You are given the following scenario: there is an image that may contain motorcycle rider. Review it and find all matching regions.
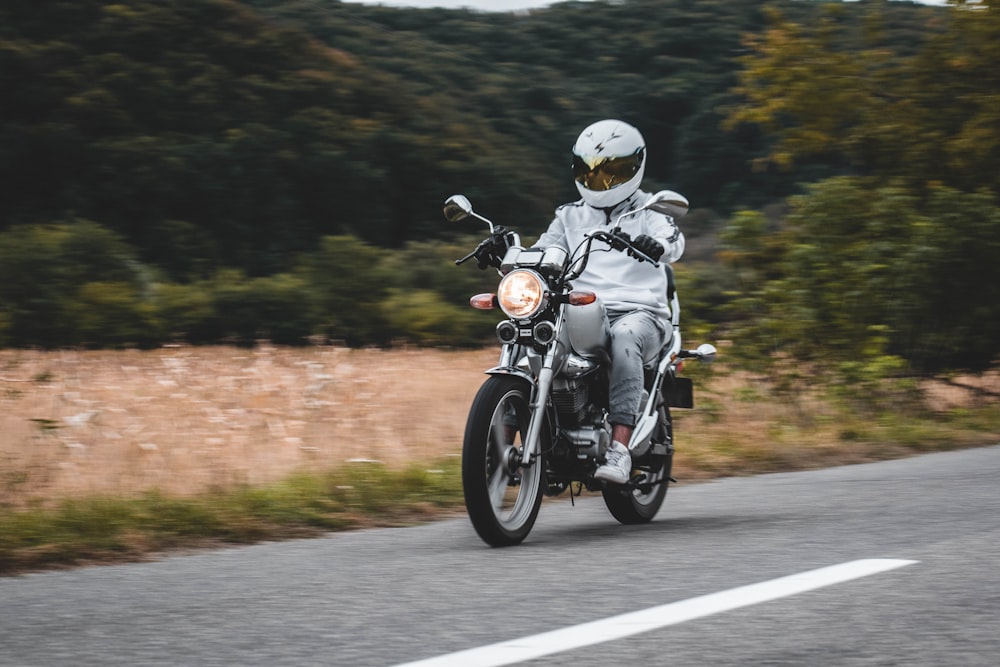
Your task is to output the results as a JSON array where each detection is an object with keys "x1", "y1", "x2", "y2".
[{"x1": 532, "y1": 119, "x2": 685, "y2": 484}]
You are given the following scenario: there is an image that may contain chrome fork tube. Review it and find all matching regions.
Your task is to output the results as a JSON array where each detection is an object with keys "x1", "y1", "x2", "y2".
[{"x1": 520, "y1": 309, "x2": 565, "y2": 466}]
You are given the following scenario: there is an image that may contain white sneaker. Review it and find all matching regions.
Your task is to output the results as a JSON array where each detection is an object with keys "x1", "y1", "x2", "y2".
[{"x1": 594, "y1": 441, "x2": 631, "y2": 484}]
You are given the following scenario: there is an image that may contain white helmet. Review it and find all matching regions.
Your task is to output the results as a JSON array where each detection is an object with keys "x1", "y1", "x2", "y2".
[{"x1": 571, "y1": 119, "x2": 646, "y2": 209}]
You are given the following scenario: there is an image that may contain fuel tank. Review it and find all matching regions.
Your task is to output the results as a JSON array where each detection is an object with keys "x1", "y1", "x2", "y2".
[{"x1": 563, "y1": 297, "x2": 610, "y2": 360}]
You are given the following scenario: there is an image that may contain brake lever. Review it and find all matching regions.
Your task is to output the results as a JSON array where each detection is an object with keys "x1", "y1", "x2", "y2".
[
  {"x1": 599, "y1": 229, "x2": 629, "y2": 252},
  {"x1": 457, "y1": 233, "x2": 500, "y2": 266},
  {"x1": 629, "y1": 247, "x2": 660, "y2": 268},
  {"x1": 455, "y1": 249, "x2": 477, "y2": 266},
  {"x1": 604, "y1": 230, "x2": 660, "y2": 267}
]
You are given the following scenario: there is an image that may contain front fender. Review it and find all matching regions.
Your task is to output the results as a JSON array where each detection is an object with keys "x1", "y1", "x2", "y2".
[{"x1": 484, "y1": 366, "x2": 536, "y2": 387}]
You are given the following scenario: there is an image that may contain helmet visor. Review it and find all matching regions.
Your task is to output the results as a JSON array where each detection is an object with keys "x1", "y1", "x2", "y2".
[{"x1": 572, "y1": 148, "x2": 644, "y2": 192}]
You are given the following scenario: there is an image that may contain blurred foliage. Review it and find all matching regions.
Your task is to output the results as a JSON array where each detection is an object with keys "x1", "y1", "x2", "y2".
[
  {"x1": 0, "y1": 221, "x2": 150, "y2": 346},
  {"x1": 1, "y1": 0, "x2": 943, "y2": 259},
  {"x1": 721, "y1": 0, "x2": 1000, "y2": 377},
  {"x1": 728, "y1": 0, "x2": 1000, "y2": 195},
  {"x1": 294, "y1": 235, "x2": 395, "y2": 346},
  {"x1": 0, "y1": 0, "x2": 998, "y2": 379},
  {"x1": 719, "y1": 178, "x2": 1000, "y2": 376}
]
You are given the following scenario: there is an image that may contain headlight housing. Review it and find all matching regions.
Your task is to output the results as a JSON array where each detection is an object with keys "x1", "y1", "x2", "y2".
[{"x1": 497, "y1": 269, "x2": 547, "y2": 319}]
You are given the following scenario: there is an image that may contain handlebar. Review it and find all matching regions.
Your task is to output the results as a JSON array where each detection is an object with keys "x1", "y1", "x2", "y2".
[
  {"x1": 455, "y1": 225, "x2": 517, "y2": 270},
  {"x1": 454, "y1": 239, "x2": 488, "y2": 266},
  {"x1": 456, "y1": 227, "x2": 658, "y2": 281},
  {"x1": 560, "y1": 229, "x2": 659, "y2": 284},
  {"x1": 591, "y1": 230, "x2": 661, "y2": 267}
]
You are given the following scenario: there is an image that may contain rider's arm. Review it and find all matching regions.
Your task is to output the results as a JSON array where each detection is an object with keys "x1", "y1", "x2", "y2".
[
  {"x1": 646, "y1": 213, "x2": 685, "y2": 264},
  {"x1": 531, "y1": 213, "x2": 571, "y2": 252}
]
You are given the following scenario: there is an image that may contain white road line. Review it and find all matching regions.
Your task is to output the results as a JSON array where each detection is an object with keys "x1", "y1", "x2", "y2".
[{"x1": 393, "y1": 558, "x2": 918, "y2": 667}]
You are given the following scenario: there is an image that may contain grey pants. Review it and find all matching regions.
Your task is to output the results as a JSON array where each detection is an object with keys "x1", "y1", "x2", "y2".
[{"x1": 607, "y1": 309, "x2": 667, "y2": 427}]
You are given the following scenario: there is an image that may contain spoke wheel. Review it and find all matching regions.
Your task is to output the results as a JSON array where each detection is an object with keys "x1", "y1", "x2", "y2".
[
  {"x1": 602, "y1": 406, "x2": 671, "y2": 524},
  {"x1": 462, "y1": 376, "x2": 544, "y2": 547}
]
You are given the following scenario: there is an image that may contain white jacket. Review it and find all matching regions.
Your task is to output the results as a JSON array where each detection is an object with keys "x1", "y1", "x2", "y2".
[{"x1": 532, "y1": 190, "x2": 685, "y2": 319}]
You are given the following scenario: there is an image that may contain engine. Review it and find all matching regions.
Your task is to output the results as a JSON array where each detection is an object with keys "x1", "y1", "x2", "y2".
[
  {"x1": 550, "y1": 374, "x2": 610, "y2": 460},
  {"x1": 550, "y1": 377, "x2": 588, "y2": 424}
]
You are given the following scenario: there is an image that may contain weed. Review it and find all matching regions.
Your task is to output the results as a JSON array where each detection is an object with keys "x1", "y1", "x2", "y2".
[
  {"x1": 0, "y1": 457, "x2": 464, "y2": 574},
  {"x1": 0, "y1": 348, "x2": 995, "y2": 574}
]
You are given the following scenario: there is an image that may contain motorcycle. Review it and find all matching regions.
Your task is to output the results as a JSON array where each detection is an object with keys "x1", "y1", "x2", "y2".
[{"x1": 445, "y1": 190, "x2": 716, "y2": 547}]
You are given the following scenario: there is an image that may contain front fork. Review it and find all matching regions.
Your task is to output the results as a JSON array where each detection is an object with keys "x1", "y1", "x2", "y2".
[{"x1": 519, "y1": 311, "x2": 566, "y2": 468}]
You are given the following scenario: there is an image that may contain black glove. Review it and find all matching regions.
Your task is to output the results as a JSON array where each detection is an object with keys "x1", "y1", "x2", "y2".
[
  {"x1": 475, "y1": 244, "x2": 499, "y2": 269},
  {"x1": 608, "y1": 230, "x2": 632, "y2": 251},
  {"x1": 475, "y1": 236, "x2": 506, "y2": 270},
  {"x1": 629, "y1": 234, "x2": 664, "y2": 262}
]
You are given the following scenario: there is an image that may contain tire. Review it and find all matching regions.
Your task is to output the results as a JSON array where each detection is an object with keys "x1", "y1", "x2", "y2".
[
  {"x1": 602, "y1": 406, "x2": 671, "y2": 525},
  {"x1": 462, "y1": 375, "x2": 545, "y2": 547}
]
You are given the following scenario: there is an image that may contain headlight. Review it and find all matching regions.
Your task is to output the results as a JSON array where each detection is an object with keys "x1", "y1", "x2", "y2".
[{"x1": 497, "y1": 269, "x2": 547, "y2": 319}]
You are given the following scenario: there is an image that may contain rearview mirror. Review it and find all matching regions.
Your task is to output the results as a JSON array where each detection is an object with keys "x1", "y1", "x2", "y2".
[
  {"x1": 443, "y1": 194, "x2": 473, "y2": 222},
  {"x1": 695, "y1": 343, "x2": 717, "y2": 362},
  {"x1": 645, "y1": 190, "x2": 689, "y2": 219}
]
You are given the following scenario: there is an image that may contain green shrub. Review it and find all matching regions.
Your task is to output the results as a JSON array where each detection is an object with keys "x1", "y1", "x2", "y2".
[
  {"x1": 0, "y1": 222, "x2": 150, "y2": 347},
  {"x1": 71, "y1": 281, "x2": 160, "y2": 348}
]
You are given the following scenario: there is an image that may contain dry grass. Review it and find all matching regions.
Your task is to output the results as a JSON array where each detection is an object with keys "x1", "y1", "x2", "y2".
[
  {"x1": 1, "y1": 346, "x2": 997, "y2": 508},
  {"x1": 672, "y1": 366, "x2": 1000, "y2": 480},
  {"x1": 2, "y1": 346, "x2": 998, "y2": 574},
  {"x1": 0, "y1": 345, "x2": 495, "y2": 507}
]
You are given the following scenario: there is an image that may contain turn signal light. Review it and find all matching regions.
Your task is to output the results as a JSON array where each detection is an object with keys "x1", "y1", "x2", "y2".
[
  {"x1": 469, "y1": 293, "x2": 497, "y2": 310},
  {"x1": 568, "y1": 291, "x2": 597, "y2": 306}
]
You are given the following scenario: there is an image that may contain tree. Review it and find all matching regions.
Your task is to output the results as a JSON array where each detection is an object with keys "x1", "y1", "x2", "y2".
[
  {"x1": 0, "y1": 221, "x2": 149, "y2": 347},
  {"x1": 726, "y1": 1, "x2": 1000, "y2": 195},
  {"x1": 719, "y1": 178, "x2": 1000, "y2": 375},
  {"x1": 294, "y1": 235, "x2": 393, "y2": 346}
]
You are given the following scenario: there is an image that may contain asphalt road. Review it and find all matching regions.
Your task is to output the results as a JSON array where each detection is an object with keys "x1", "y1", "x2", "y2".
[{"x1": 3, "y1": 444, "x2": 1000, "y2": 666}]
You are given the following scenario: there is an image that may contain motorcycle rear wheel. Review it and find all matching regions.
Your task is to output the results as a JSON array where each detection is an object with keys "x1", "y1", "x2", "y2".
[
  {"x1": 462, "y1": 375, "x2": 544, "y2": 547},
  {"x1": 602, "y1": 406, "x2": 671, "y2": 524}
]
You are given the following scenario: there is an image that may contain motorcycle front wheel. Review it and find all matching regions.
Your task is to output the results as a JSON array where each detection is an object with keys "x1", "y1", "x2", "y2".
[{"x1": 462, "y1": 375, "x2": 544, "y2": 547}]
